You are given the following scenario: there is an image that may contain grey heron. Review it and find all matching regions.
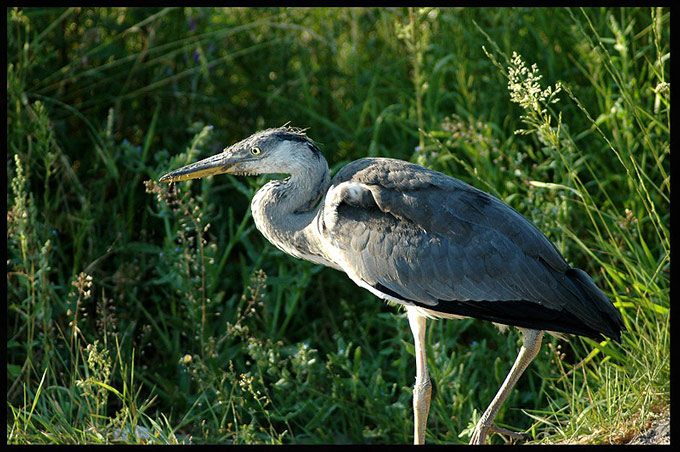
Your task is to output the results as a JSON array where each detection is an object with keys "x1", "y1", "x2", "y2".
[{"x1": 159, "y1": 126, "x2": 624, "y2": 445}]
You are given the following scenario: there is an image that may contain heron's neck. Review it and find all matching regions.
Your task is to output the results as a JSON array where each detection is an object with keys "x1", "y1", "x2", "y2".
[{"x1": 250, "y1": 157, "x2": 330, "y2": 262}]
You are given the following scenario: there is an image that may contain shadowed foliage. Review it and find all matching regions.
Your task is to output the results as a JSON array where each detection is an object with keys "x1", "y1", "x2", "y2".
[{"x1": 7, "y1": 7, "x2": 668, "y2": 444}]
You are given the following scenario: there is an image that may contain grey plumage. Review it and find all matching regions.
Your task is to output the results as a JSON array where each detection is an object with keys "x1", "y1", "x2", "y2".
[
  {"x1": 160, "y1": 126, "x2": 624, "y2": 444},
  {"x1": 326, "y1": 157, "x2": 622, "y2": 340}
]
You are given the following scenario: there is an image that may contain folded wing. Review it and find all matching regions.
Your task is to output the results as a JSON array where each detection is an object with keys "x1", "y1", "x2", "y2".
[{"x1": 321, "y1": 158, "x2": 623, "y2": 341}]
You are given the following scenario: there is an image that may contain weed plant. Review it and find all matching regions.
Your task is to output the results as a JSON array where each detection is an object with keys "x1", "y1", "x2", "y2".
[{"x1": 7, "y1": 7, "x2": 669, "y2": 444}]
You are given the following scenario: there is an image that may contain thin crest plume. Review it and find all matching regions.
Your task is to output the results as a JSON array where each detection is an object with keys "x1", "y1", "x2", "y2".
[
  {"x1": 259, "y1": 124, "x2": 323, "y2": 155},
  {"x1": 279, "y1": 123, "x2": 311, "y2": 136}
]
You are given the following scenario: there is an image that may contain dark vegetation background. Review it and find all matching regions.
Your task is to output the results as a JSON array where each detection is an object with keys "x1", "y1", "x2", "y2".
[{"x1": 7, "y1": 7, "x2": 669, "y2": 444}]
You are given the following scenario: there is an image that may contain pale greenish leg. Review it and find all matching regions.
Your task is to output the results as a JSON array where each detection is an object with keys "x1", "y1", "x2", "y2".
[
  {"x1": 469, "y1": 328, "x2": 543, "y2": 445},
  {"x1": 407, "y1": 307, "x2": 432, "y2": 445}
]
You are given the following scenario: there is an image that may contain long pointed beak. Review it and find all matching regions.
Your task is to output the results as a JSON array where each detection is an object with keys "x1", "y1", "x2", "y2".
[{"x1": 159, "y1": 152, "x2": 237, "y2": 183}]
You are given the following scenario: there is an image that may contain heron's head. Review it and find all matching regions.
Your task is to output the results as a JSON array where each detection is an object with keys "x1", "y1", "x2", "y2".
[{"x1": 159, "y1": 127, "x2": 323, "y2": 183}]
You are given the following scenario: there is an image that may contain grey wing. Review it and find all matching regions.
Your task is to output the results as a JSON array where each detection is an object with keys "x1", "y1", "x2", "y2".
[{"x1": 321, "y1": 158, "x2": 622, "y2": 340}]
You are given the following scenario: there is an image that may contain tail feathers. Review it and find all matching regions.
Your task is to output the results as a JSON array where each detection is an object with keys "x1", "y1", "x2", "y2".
[{"x1": 567, "y1": 268, "x2": 625, "y2": 342}]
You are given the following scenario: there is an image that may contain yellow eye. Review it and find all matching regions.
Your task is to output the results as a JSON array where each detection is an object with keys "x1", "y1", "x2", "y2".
[{"x1": 250, "y1": 147, "x2": 261, "y2": 155}]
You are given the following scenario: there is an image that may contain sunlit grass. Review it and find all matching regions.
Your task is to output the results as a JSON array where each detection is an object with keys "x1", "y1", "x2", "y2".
[{"x1": 7, "y1": 6, "x2": 668, "y2": 444}]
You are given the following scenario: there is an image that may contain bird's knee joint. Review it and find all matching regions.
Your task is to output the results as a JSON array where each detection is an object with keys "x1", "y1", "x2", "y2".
[{"x1": 414, "y1": 377, "x2": 432, "y2": 397}]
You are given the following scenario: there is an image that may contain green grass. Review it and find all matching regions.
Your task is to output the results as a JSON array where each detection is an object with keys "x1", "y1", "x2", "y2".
[{"x1": 7, "y1": 7, "x2": 669, "y2": 444}]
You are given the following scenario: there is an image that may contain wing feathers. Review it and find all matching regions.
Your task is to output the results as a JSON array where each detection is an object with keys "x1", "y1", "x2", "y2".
[{"x1": 323, "y1": 158, "x2": 623, "y2": 340}]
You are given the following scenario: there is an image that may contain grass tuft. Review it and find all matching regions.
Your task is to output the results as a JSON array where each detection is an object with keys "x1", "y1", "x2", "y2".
[{"x1": 7, "y1": 7, "x2": 668, "y2": 444}]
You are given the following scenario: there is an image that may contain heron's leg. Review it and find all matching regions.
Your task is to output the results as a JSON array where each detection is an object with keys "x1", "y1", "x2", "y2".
[
  {"x1": 407, "y1": 307, "x2": 432, "y2": 445},
  {"x1": 469, "y1": 328, "x2": 543, "y2": 445}
]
